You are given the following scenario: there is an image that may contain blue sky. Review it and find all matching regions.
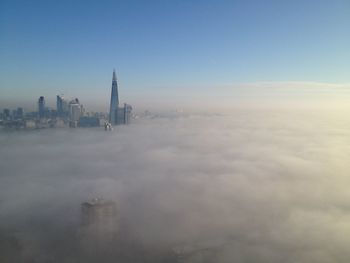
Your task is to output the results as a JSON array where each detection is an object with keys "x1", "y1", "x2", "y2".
[{"x1": 0, "y1": 0, "x2": 349, "y2": 110}]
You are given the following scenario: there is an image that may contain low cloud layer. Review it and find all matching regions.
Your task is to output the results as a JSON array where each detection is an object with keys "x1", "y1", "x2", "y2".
[{"x1": 1, "y1": 108, "x2": 350, "y2": 262}]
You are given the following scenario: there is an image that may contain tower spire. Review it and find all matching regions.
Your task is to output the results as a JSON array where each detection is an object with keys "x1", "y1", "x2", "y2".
[{"x1": 112, "y1": 69, "x2": 117, "y2": 81}]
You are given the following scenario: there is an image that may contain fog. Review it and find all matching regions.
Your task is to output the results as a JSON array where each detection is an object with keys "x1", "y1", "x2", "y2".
[{"x1": 1, "y1": 108, "x2": 350, "y2": 262}]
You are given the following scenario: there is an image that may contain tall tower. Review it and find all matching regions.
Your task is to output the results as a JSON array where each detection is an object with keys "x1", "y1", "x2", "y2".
[
  {"x1": 109, "y1": 69, "x2": 119, "y2": 124},
  {"x1": 57, "y1": 95, "x2": 63, "y2": 116},
  {"x1": 38, "y1": 96, "x2": 45, "y2": 119}
]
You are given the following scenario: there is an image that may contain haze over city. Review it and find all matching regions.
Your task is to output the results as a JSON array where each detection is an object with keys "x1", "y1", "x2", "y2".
[{"x1": 1, "y1": 0, "x2": 350, "y2": 262}]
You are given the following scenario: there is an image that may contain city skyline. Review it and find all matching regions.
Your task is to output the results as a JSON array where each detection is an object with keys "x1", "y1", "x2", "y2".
[
  {"x1": 0, "y1": 69, "x2": 132, "y2": 129},
  {"x1": 1, "y1": 0, "x2": 350, "y2": 109}
]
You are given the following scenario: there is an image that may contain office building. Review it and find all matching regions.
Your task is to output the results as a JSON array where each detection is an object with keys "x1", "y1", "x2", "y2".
[
  {"x1": 3, "y1": 109, "x2": 10, "y2": 120},
  {"x1": 57, "y1": 95, "x2": 68, "y2": 117},
  {"x1": 115, "y1": 103, "x2": 132, "y2": 124},
  {"x1": 68, "y1": 99, "x2": 81, "y2": 121},
  {"x1": 16, "y1": 107, "x2": 24, "y2": 119},
  {"x1": 38, "y1": 96, "x2": 45, "y2": 119}
]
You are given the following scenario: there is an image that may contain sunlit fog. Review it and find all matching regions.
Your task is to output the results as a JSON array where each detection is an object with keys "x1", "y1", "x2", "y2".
[{"x1": 1, "y1": 108, "x2": 350, "y2": 262}]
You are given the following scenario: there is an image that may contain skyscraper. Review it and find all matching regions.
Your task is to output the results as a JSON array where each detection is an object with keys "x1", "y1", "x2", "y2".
[
  {"x1": 108, "y1": 69, "x2": 132, "y2": 126},
  {"x1": 68, "y1": 98, "x2": 82, "y2": 127},
  {"x1": 57, "y1": 95, "x2": 68, "y2": 117},
  {"x1": 69, "y1": 103, "x2": 81, "y2": 121},
  {"x1": 109, "y1": 69, "x2": 119, "y2": 124},
  {"x1": 115, "y1": 103, "x2": 132, "y2": 125},
  {"x1": 3, "y1": 109, "x2": 10, "y2": 120},
  {"x1": 15, "y1": 107, "x2": 23, "y2": 119},
  {"x1": 57, "y1": 95, "x2": 63, "y2": 116},
  {"x1": 38, "y1": 96, "x2": 45, "y2": 119}
]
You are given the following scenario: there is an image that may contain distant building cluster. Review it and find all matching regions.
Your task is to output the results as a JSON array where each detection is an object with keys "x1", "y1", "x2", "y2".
[{"x1": 0, "y1": 70, "x2": 132, "y2": 130}]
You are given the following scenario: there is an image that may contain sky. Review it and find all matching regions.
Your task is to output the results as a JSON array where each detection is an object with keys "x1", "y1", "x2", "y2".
[{"x1": 0, "y1": 0, "x2": 350, "y2": 110}]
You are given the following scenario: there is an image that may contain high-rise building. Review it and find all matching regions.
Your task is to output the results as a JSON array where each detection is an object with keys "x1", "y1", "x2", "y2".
[
  {"x1": 12, "y1": 109, "x2": 17, "y2": 119},
  {"x1": 108, "y1": 69, "x2": 132, "y2": 125},
  {"x1": 109, "y1": 69, "x2": 119, "y2": 124},
  {"x1": 15, "y1": 107, "x2": 23, "y2": 119},
  {"x1": 68, "y1": 98, "x2": 82, "y2": 127},
  {"x1": 57, "y1": 95, "x2": 63, "y2": 116},
  {"x1": 115, "y1": 103, "x2": 132, "y2": 125},
  {"x1": 3, "y1": 109, "x2": 10, "y2": 120},
  {"x1": 57, "y1": 95, "x2": 69, "y2": 117},
  {"x1": 69, "y1": 99, "x2": 81, "y2": 121},
  {"x1": 38, "y1": 96, "x2": 45, "y2": 119}
]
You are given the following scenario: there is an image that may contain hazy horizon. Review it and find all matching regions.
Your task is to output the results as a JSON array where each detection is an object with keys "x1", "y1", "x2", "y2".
[{"x1": 2, "y1": 81, "x2": 350, "y2": 113}]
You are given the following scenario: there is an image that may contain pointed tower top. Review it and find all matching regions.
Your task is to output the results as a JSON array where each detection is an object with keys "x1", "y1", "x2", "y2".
[{"x1": 112, "y1": 69, "x2": 117, "y2": 81}]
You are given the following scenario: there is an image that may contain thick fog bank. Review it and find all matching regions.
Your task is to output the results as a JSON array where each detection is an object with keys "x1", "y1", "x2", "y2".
[{"x1": 1, "y1": 109, "x2": 350, "y2": 262}]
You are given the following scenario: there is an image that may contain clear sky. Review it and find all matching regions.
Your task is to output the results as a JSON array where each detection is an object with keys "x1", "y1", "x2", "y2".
[{"x1": 0, "y1": 0, "x2": 349, "y2": 110}]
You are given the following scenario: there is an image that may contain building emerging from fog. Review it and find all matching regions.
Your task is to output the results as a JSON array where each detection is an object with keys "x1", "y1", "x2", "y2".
[
  {"x1": 67, "y1": 98, "x2": 85, "y2": 127},
  {"x1": 81, "y1": 198, "x2": 118, "y2": 227},
  {"x1": 109, "y1": 69, "x2": 132, "y2": 125},
  {"x1": 68, "y1": 99, "x2": 81, "y2": 121},
  {"x1": 80, "y1": 198, "x2": 119, "y2": 259}
]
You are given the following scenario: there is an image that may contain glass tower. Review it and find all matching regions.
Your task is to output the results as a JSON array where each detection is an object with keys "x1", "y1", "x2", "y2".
[
  {"x1": 109, "y1": 69, "x2": 119, "y2": 124},
  {"x1": 38, "y1": 96, "x2": 45, "y2": 119}
]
